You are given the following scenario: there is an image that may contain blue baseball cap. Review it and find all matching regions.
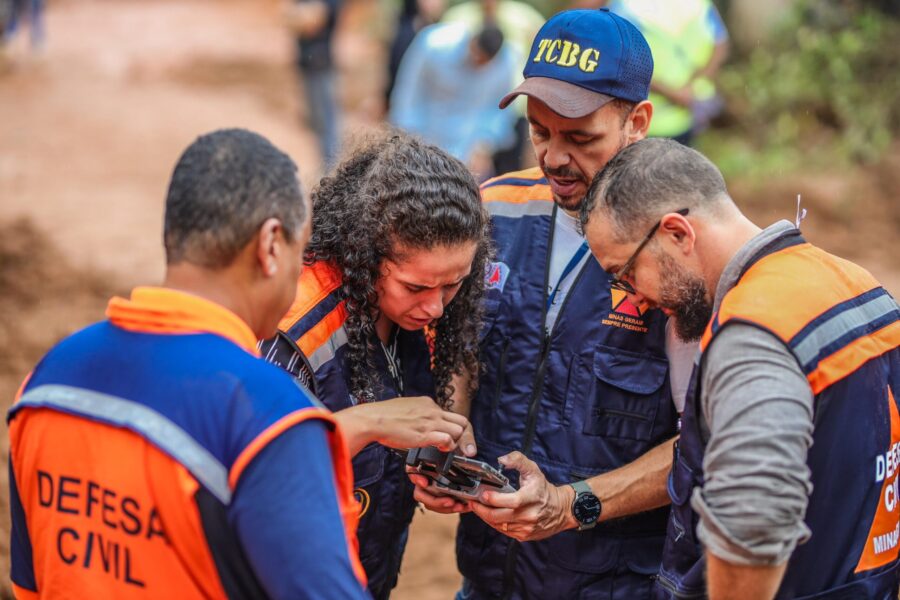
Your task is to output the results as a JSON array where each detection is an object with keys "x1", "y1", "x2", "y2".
[{"x1": 499, "y1": 8, "x2": 654, "y2": 118}]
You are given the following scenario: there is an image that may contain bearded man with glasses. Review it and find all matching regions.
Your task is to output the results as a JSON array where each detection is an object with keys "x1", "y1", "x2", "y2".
[{"x1": 581, "y1": 137, "x2": 900, "y2": 599}]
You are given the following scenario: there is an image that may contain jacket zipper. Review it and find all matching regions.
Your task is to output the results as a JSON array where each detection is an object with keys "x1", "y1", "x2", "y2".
[
  {"x1": 501, "y1": 205, "x2": 589, "y2": 599},
  {"x1": 491, "y1": 337, "x2": 512, "y2": 418}
]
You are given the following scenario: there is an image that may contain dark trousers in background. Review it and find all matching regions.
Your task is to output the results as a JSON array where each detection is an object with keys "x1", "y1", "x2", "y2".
[
  {"x1": 300, "y1": 66, "x2": 340, "y2": 170},
  {"x1": 3, "y1": 0, "x2": 44, "y2": 48}
]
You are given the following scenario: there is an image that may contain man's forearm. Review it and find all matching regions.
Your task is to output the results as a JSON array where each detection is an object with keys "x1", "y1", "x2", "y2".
[
  {"x1": 586, "y1": 436, "x2": 675, "y2": 521},
  {"x1": 706, "y1": 551, "x2": 786, "y2": 600},
  {"x1": 470, "y1": 437, "x2": 677, "y2": 540}
]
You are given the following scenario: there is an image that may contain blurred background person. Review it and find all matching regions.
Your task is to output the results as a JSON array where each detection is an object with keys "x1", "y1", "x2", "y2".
[
  {"x1": 442, "y1": 0, "x2": 544, "y2": 173},
  {"x1": 384, "y1": 0, "x2": 447, "y2": 113},
  {"x1": 1, "y1": 0, "x2": 45, "y2": 56},
  {"x1": 0, "y1": 0, "x2": 12, "y2": 64},
  {"x1": 389, "y1": 22, "x2": 518, "y2": 182},
  {"x1": 607, "y1": 0, "x2": 730, "y2": 145},
  {"x1": 443, "y1": 0, "x2": 543, "y2": 59},
  {"x1": 284, "y1": 0, "x2": 342, "y2": 169}
]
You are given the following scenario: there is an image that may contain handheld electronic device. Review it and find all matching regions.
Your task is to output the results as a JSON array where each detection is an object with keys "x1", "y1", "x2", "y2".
[{"x1": 405, "y1": 446, "x2": 516, "y2": 500}]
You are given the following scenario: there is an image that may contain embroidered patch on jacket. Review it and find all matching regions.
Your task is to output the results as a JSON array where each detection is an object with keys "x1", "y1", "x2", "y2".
[
  {"x1": 485, "y1": 262, "x2": 510, "y2": 292},
  {"x1": 603, "y1": 289, "x2": 649, "y2": 333},
  {"x1": 354, "y1": 488, "x2": 371, "y2": 517}
]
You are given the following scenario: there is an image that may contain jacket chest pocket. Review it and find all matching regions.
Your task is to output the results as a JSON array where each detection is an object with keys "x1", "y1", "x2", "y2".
[
  {"x1": 569, "y1": 345, "x2": 669, "y2": 441},
  {"x1": 353, "y1": 443, "x2": 386, "y2": 489}
]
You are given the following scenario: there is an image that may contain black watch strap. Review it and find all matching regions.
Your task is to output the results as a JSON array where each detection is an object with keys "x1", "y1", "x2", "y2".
[{"x1": 570, "y1": 480, "x2": 600, "y2": 531}]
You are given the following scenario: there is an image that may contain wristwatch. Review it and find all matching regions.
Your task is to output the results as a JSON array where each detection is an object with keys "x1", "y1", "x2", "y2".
[{"x1": 569, "y1": 480, "x2": 601, "y2": 531}]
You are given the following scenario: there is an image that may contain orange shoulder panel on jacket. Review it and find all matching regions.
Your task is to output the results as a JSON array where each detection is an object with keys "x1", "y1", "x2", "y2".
[
  {"x1": 279, "y1": 261, "x2": 343, "y2": 332},
  {"x1": 480, "y1": 167, "x2": 553, "y2": 205},
  {"x1": 8, "y1": 409, "x2": 226, "y2": 599},
  {"x1": 481, "y1": 166, "x2": 545, "y2": 187},
  {"x1": 296, "y1": 302, "x2": 348, "y2": 358},
  {"x1": 717, "y1": 243, "x2": 881, "y2": 342}
]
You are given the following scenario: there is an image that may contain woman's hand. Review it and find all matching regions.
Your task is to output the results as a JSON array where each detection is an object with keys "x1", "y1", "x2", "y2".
[{"x1": 336, "y1": 396, "x2": 476, "y2": 457}]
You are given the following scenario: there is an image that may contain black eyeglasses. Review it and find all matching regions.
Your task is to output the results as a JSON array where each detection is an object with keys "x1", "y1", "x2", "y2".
[{"x1": 609, "y1": 208, "x2": 690, "y2": 295}]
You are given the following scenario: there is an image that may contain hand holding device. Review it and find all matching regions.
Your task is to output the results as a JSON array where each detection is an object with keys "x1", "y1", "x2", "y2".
[
  {"x1": 468, "y1": 451, "x2": 586, "y2": 542},
  {"x1": 404, "y1": 446, "x2": 515, "y2": 501}
]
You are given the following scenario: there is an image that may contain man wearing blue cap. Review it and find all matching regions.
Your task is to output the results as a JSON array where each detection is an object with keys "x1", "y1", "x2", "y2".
[{"x1": 409, "y1": 8, "x2": 696, "y2": 599}]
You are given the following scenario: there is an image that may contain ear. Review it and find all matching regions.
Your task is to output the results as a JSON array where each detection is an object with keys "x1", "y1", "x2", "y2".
[
  {"x1": 659, "y1": 211, "x2": 695, "y2": 256},
  {"x1": 256, "y1": 218, "x2": 283, "y2": 278},
  {"x1": 624, "y1": 100, "x2": 652, "y2": 144}
]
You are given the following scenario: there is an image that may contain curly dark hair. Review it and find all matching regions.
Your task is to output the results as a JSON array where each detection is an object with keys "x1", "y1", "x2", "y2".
[{"x1": 306, "y1": 132, "x2": 491, "y2": 409}]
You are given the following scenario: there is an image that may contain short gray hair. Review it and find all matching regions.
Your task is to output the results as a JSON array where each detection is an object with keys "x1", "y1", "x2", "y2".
[
  {"x1": 580, "y1": 138, "x2": 730, "y2": 242},
  {"x1": 164, "y1": 128, "x2": 306, "y2": 268}
]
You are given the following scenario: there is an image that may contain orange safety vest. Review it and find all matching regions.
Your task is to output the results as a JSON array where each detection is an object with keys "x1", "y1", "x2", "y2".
[
  {"x1": 8, "y1": 287, "x2": 366, "y2": 598},
  {"x1": 659, "y1": 230, "x2": 900, "y2": 598}
]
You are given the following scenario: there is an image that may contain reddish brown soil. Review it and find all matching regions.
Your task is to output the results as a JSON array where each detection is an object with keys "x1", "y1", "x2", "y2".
[{"x1": 0, "y1": 1, "x2": 895, "y2": 599}]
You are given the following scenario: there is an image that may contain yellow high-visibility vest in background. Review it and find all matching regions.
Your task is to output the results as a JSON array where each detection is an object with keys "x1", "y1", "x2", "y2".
[{"x1": 614, "y1": 0, "x2": 719, "y2": 137}]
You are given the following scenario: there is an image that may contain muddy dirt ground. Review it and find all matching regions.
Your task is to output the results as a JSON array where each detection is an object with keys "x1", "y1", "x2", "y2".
[{"x1": 0, "y1": 0, "x2": 897, "y2": 598}]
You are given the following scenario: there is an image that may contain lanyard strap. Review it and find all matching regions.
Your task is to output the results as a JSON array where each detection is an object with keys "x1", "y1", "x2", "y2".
[
  {"x1": 546, "y1": 242, "x2": 589, "y2": 311},
  {"x1": 380, "y1": 331, "x2": 404, "y2": 396}
]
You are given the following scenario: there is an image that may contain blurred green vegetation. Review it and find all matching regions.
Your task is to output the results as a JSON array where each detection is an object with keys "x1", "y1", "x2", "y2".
[
  {"x1": 699, "y1": 0, "x2": 900, "y2": 179},
  {"x1": 381, "y1": 0, "x2": 898, "y2": 180}
]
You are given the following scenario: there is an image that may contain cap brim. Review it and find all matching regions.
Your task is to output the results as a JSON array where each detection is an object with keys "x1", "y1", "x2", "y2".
[{"x1": 499, "y1": 77, "x2": 615, "y2": 119}]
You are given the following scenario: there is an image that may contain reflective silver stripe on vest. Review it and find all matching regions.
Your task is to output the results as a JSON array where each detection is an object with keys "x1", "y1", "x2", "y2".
[
  {"x1": 16, "y1": 384, "x2": 232, "y2": 505},
  {"x1": 792, "y1": 292, "x2": 899, "y2": 372},
  {"x1": 308, "y1": 325, "x2": 349, "y2": 373},
  {"x1": 485, "y1": 199, "x2": 554, "y2": 218}
]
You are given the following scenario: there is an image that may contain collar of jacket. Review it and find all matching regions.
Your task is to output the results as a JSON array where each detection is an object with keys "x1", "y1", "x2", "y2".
[{"x1": 106, "y1": 286, "x2": 259, "y2": 356}]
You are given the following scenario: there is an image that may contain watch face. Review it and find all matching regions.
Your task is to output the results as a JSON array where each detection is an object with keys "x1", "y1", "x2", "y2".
[{"x1": 573, "y1": 493, "x2": 601, "y2": 526}]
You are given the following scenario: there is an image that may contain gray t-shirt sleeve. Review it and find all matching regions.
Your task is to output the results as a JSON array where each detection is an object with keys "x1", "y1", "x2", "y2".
[{"x1": 691, "y1": 323, "x2": 814, "y2": 566}]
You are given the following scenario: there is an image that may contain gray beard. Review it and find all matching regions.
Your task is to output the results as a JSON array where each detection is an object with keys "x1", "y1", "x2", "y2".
[{"x1": 656, "y1": 251, "x2": 713, "y2": 342}]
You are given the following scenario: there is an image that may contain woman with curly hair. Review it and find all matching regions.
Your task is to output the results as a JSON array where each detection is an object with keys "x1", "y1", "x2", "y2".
[{"x1": 260, "y1": 132, "x2": 491, "y2": 599}]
